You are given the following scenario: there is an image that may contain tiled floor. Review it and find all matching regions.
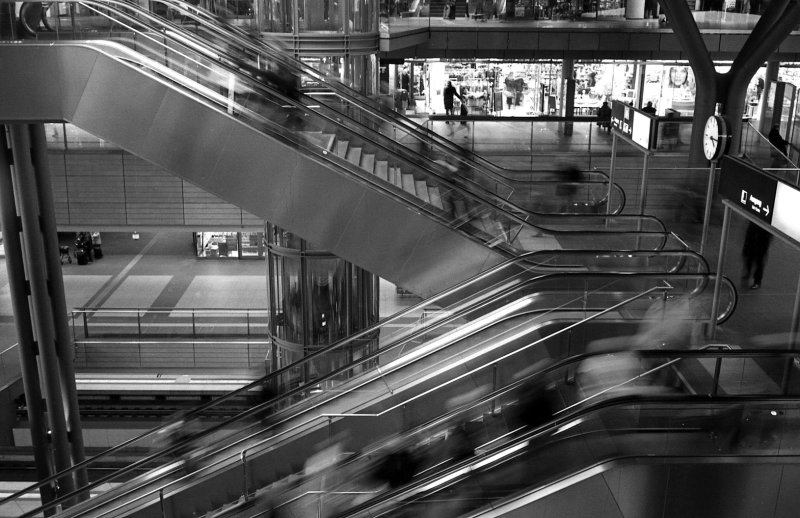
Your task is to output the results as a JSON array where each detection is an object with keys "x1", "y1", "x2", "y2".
[{"x1": 0, "y1": 231, "x2": 418, "y2": 355}]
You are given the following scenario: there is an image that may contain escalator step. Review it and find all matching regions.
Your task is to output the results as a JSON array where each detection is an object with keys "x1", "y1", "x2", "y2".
[
  {"x1": 336, "y1": 139, "x2": 349, "y2": 157},
  {"x1": 401, "y1": 173, "x2": 416, "y2": 195},
  {"x1": 346, "y1": 147, "x2": 363, "y2": 166},
  {"x1": 428, "y1": 186, "x2": 444, "y2": 210},
  {"x1": 362, "y1": 154, "x2": 375, "y2": 172},
  {"x1": 453, "y1": 200, "x2": 468, "y2": 219},
  {"x1": 375, "y1": 161, "x2": 389, "y2": 182},
  {"x1": 416, "y1": 180, "x2": 431, "y2": 202},
  {"x1": 392, "y1": 168, "x2": 403, "y2": 188}
]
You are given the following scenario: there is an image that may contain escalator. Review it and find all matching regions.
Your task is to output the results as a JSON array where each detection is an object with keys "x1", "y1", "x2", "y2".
[
  {"x1": 0, "y1": 253, "x2": 739, "y2": 517},
  {"x1": 0, "y1": 1, "x2": 680, "y2": 297},
  {"x1": 260, "y1": 349, "x2": 800, "y2": 518}
]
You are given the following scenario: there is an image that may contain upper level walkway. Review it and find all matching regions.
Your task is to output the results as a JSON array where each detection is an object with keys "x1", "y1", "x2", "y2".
[{"x1": 380, "y1": 10, "x2": 800, "y2": 59}]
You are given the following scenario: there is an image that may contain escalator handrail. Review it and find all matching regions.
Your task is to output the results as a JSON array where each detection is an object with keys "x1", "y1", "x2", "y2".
[
  {"x1": 2, "y1": 268, "x2": 737, "y2": 515},
  {"x1": 139, "y1": 0, "x2": 520, "y2": 193},
  {"x1": 7, "y1": 275, "x2": 680, "y2": 515},
  {"x1": 330, "y1": 352, "x2": 799, "y2": 518},
  {"x1": 14, "y1": 271, "x2": 742, "y2": 517}
]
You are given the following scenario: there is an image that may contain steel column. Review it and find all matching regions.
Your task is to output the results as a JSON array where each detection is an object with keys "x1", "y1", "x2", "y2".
[
  {"x1": 700, "y1": 160, "x2": 716, "y2": 255},
  {"x1": 607, "y1": 133, "x2": 617, "y2": 216},
  {"x1": 7, "y1": 124, "x2": 77, "y2": 498},
  {"x1": 710, "y1": 205, "x2": 732, "y2": 341},
  {"x1": 28, "y1": 124, "x2": 88, "y2": 496},
  {"x1": 0, "y1": 127, "x2": 57, "y2": 508}
]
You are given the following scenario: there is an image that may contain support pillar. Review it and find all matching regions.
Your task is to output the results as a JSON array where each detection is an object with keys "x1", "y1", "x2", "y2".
[
  {"x1": 562, "y1": 59, "x2": 575, "y2": 136},
  {"x1": 0, "y1": 128, "x2": 57, "y2": 509},
  {"x1": 758, "y1": 60, "x2": 780, "y2": 133},
  {"x1": 28, "y1": 125, "x2": 88, "y2": 495},
  {"x1": 6, "y1": 124, "x2": 85, "y2": 502}
]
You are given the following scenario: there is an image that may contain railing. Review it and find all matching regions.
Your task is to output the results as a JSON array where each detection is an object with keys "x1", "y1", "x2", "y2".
[
  {"x1": 71, "y1": 307, "x2": 269, "y2": 340},
  {"x1": 70, "y1": 307, "x2": 270, "y2": 370},
  {"x1": 379, "y1": 1, "x2": 763, "y2": 30},
  {"x1": 423, "y1": 116, "x2": 695, "y2": 169},
  {"x1": 740, "y1": 121, "x2": 800, "y2": 185},
  {"x1": 325, "y1": 350, "x2": 800, "y2": 518},
  {"x1": 0, "y1": 266, "x2": 740, "y2": 517}
]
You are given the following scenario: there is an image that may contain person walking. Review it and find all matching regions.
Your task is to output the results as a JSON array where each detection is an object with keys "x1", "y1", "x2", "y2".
[
  {"x1": 443, "y1": 81, "x2": 463, "y2": 121},
  {"x1": 742, "y1": 221, "x2": 772, "y2": 290}
]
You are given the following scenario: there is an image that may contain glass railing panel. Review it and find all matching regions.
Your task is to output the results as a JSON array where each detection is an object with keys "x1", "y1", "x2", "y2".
[
  {"x1": 713, "y1": 355, "x2": 787, "y2": 396},
  {"x1": 653, "y1": 117, "x2": 693, "y2": 153},
  {"x1": 379, "y1": 5, "x2": 763, "y2": 34},
  {"x1": 519, "y1": 250, "x2": 707, "y2": 274},
  {"x1": 740, "y1": 122, "x2": 800, "y2": 186},
  {"x1": 70, "y1": 308, "x2": 269, "y2": 340}
]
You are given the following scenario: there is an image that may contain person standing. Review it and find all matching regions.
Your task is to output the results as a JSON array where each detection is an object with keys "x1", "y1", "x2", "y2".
[
  {"x1": 443, "y1": 81, "x2": 463, "y2": 121},
  {"x1": 742, "y1": 221, "x2": 772, "y2": 290},
  {"x1": 596, "y1": 101, "x2": 612, "y2": 131},
  {"x1": 642, "y1": 101, "x2": 657, "y2": 114}
]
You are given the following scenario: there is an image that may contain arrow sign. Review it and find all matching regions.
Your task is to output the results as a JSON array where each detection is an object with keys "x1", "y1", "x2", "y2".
[{"x1": 719, "y1": 157, "x2": 777, "y2": 225}]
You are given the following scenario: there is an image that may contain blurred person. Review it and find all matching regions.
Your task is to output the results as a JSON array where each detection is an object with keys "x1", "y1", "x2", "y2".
[
  {"x1": 642, "y1": 101, "x2": 657, "y2": 114},
  {"x1": 555, "y1": 161, "x2": 585, "y2": 212},
  {"x1": 238, "y1": 58, "x2": 301, "y2": 100},
  {"x1": 445, "y1": 420, "x2": 483, "y2": 462},
  {"x1": 156, "y1": 410, "x2": 202, "y2": 475},
  {"x1": 443, "y1": 81, "x2": 463, "y2": 120},
  {"x1": 577, "y1": 350, "x2": 644, "y2": 400},
  {"x1": 741, "y1": 221, "x2": 772, "y2": 290},
  {"x1": 632, "y1": 294, "x2": 703, "y2": 350},
  {"x1": 508, "y1": 358, "x2": 560, "y2": 431},
  {"x1": 371, "y1": 446, "x2": 421, "y2": 489}
]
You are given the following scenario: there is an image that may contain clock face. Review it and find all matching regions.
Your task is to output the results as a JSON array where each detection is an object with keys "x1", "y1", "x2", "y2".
[{"x1": 703, "y1": 115, "x2": 727, "y2": 161}]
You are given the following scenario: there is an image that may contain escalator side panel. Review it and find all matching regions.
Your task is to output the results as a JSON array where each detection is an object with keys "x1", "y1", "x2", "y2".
[
  {"x1": 0, "y1": 43, "x2": 507, "y2": 297},
  {"x1": 503, "y1": 462, "x2": 800, "y2": 518}
]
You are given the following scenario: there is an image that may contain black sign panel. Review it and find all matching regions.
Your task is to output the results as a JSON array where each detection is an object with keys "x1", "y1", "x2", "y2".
[
  {"x1": 718, "y1": 156, "x2": 778, "y2": 224},
  {"x1": 610, "y1": 100, "x2": 656, "y2": 150},
  {"x1": 610, "y1": 100, "x2": 632, "y2": 137}
]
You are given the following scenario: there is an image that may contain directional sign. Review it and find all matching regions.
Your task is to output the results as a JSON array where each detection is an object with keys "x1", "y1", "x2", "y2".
[
  {"x1": 718, "y1": 156, "x2": 778, "y2": 225},
  {"x1": 773, "y1": 182, "x2": 800, "y2": 243},
  {"x1": 610, "y1": 100, "x2": 656, "y2": 151}
]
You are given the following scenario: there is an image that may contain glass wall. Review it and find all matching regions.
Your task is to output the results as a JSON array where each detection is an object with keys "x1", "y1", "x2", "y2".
[
  {"x1": 259, "y1": 0, "x2": 378, "y2": 32},
  {"x1": 266, "y1": 224, "x2": 379, "y2": 376}
]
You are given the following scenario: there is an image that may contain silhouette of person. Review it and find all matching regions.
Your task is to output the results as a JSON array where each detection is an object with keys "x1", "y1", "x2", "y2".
[
  {"x1": 596, "y1": 101, "x2": 611, "y2": 131},
  {"x1": 443, "y1": 81, "x2": 463, "y2": 120},
  {"x1": 768, "y1": 124, "x2": 788, "y2": 155},
  {"x1": 742, "y1": 221, "x2": 772, "y2": 290}
]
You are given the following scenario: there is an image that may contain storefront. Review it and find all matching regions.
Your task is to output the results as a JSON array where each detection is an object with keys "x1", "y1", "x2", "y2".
[
  {"x1": 384, "y1": 59, "x2": 643, "y2": 117},
  {"x1": 195, "y1": 231, "x2": 266, "y2": 258}
]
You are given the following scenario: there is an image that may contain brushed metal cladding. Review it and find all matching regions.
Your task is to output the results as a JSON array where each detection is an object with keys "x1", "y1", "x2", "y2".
[{"x1": 0, "y1": 43, "x2": 507, "y2": 297}]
